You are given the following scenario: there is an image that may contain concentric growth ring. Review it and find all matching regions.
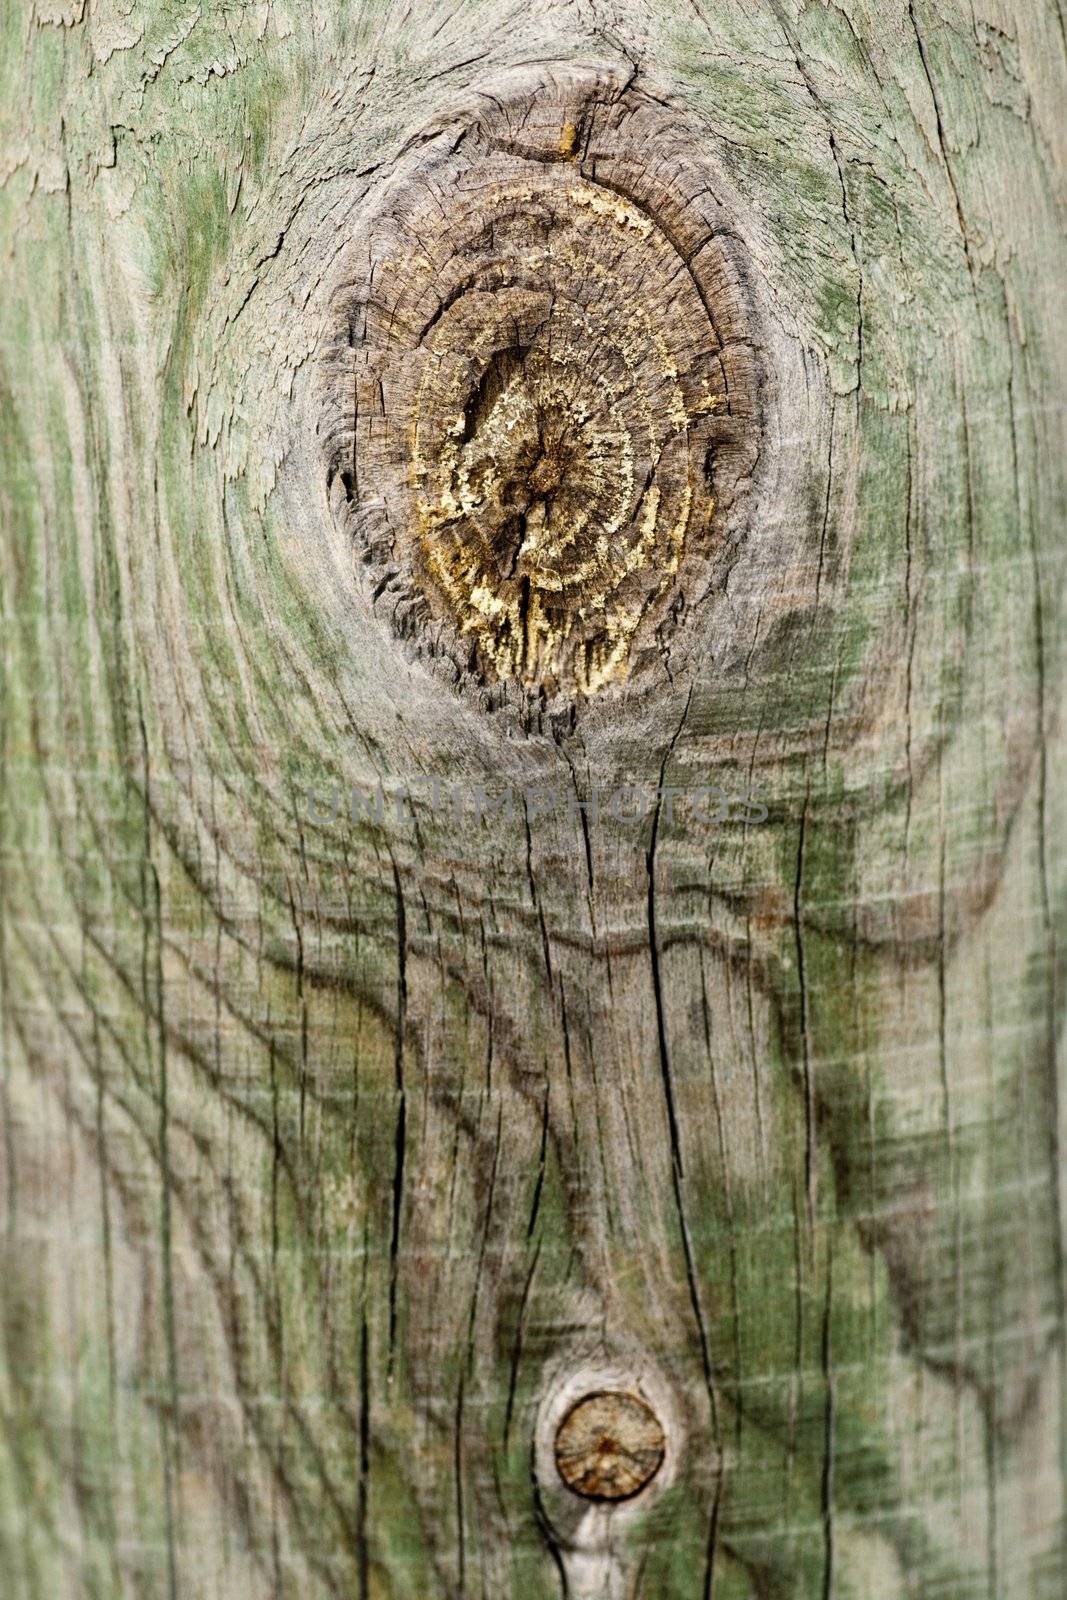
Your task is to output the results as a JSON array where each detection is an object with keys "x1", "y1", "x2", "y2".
[{"x1": 322, "y1": 72, "x2": 761, "y2": 698}]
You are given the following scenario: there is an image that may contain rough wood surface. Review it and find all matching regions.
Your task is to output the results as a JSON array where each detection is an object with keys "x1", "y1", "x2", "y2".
[
  {"x1": 1, "y1": 2, "x2": 1066, "y2": 1597},
  {"x1": 320, "y1": 68, "x2": 761, "y2": 697}
]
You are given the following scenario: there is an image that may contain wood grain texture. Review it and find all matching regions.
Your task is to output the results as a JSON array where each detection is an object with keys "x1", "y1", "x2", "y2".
[{"x1": 1, "y1": 1, "x2": 1066, "y2": 1597}]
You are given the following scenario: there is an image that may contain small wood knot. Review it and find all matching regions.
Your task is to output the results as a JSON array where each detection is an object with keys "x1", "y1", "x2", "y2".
[{"x1": 553, "y1": 1390, "x2": 666, "y2": 1502}]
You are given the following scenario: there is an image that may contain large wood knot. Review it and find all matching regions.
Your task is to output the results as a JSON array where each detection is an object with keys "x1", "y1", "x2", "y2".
[{"x1": 323, "y1": 69, "x2": 761, "y2": 698}]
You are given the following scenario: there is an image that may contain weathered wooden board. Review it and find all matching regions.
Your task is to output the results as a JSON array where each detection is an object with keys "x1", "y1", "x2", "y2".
[{"x1": 1, "y1": 1, "x2": 1066, "y2": 1596}]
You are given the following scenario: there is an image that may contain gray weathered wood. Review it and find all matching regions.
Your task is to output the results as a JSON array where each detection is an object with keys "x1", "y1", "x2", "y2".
[{"x1": 1, "y1": 1, "x2": 1066, "y2": 1595}]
